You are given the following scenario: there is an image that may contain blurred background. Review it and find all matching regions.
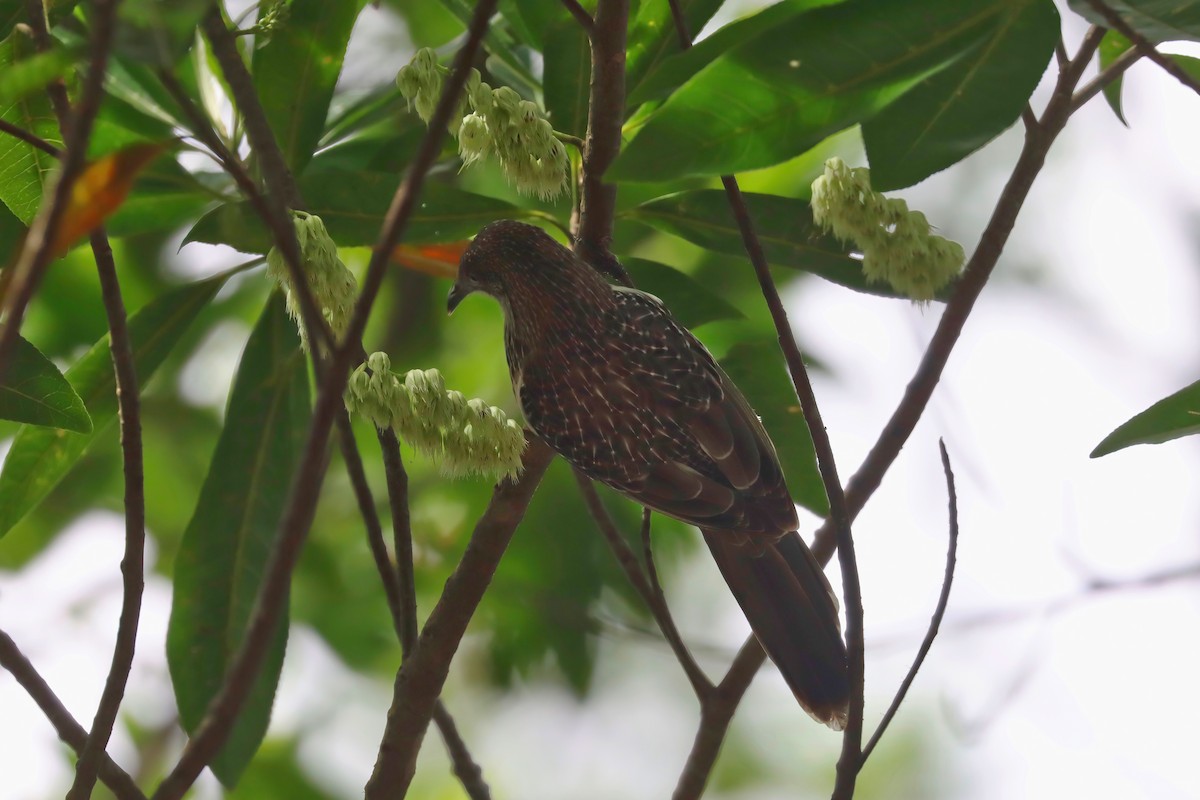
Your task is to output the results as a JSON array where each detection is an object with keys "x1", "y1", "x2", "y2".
[{"x1": 2, "y1": 2, "x2": 1199, "y2": 798}]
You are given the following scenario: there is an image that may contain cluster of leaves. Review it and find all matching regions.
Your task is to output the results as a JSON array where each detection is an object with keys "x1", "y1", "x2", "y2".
[{"x1": 1, "y1": 0, "x2": 1198, "y2": 792}]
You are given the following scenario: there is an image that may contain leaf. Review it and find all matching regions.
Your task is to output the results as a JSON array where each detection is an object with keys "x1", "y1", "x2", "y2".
[
  {"x1": 611, "y1": 0, "x2": 1003, "y2": 182},
  {"x1": 113, "y1": 0, "x2": 211, "y2": 64},
  {"x1": 0, "y1": 32, "x2": 62, "y2": 224},
  {"x1": 0, "y1": 335, "x2": 91, "y2": 432},
  {"x1": 1099, "y1": 30, "x2": 1133, "y2": 124},
  {"x1": 542, "y1": 18, "x2": 590, "y2": 138},
  {"x1": 1068, "y1": 0, "x2": 1200, "y2": 43},
  {"x1": 251, "y1": 0, "x2": 368, "y2": 174},
  {"x1": 623, "y1": 257, "x2": 744, "y2": 328},
  {"x1": 624, "y1": 0, "x2": 725, "y2": 101},
  {"x1": 0, "y1": 42, "x2": 78, "y2": 105},
  {"x1": 718, "y1": 340, "x2": 827, "y2": 516},
  {"x1": 47, "y1": 141, "x2": 170, "y2": 257},
  {"x1": 862, "y1": 0, "x2": 1059, "y2": 190},
  {"x1": 167, "y1": 294, "x2": 310, "y2": 786},
  {"x1": 1091, "y1": 379, "x2": 1200, "y2": 457},
  {"x1": 103, "y1": 156, "x2": 214, "y2": 238},
  {"x1": 0, "y1": 275, "x2": 224, "y2": 538},
  {"x1": 624, "y1": 190, "x2": 942, "y2": 300},
  {"x1": 184, "y1": 170, "x2": 527, "y2": 253}
]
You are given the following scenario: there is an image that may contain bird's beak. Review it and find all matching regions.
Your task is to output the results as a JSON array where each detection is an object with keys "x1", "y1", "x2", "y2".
[{"x1": 446, "y1": 282, "x2": 470, "y2": 314}]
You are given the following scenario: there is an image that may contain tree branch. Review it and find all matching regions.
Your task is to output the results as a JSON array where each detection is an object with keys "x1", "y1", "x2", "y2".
[
  {"x1": 0, "y1": 117, "x2": 59, "y2": 156},
  {"x1": 809, "y1": 27, "x2": 1107, "y2": 564},
  {"x1": 559, "y1": 0, "x2": 594, "y2": 34},
  {"x1": 0, "y1": 629, "x2": 147, "y2": 800},
  {"x1": 1070, "y1": 45, "x2": 1142, "y2": 115},
  {"x1": 1087, "y1": 0, "x2": 1200, "y2": 98},
  {"x1": 859, "y1": 440, "x2": 959, "y2": 767}
]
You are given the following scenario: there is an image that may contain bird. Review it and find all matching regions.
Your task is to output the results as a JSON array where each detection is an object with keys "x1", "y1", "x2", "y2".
[{"x1": 447, "y1": 219, "x2": 849, "y2": 727}]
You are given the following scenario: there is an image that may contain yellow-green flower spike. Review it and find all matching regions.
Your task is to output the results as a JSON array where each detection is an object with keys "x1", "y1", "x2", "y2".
[{"x1": 266, "y1": 211, "x2": 358, "y2": 351}]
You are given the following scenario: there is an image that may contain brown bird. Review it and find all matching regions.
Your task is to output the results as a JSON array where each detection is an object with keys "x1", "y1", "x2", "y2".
[{"x1": 448, "y1": 220, "x2": 849, "y2": 727}]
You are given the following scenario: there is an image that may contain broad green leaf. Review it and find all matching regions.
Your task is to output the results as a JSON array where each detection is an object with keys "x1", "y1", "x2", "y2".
[
  {"x1": 862, "y1": 0, "x2": 1059, "y2": 190},
  {"x1": 627, "y1": 0, "x2": 845, "y2": 108},
  {"x1": 251, "y1": 0, "x2": 367, "y2": 174},
  {"x1": 624, "y1": 0, "x2": 725, "y2": 100},
  {"x1": 719, "y1": 340, "x2": 827, "y2": 516},
  {"x1": 184, "y1": 170, "x2": 528, "y2": 253},
  {"x1": 0, "y1": 276, "x2": 225, "y2": 538},
  {"x1": 0, "y1": 32, "x2": 62, "y2": 223},
  {"x1": 1068, "y1": 0, "x2": 1200, "y2": 43},
  {"x1": 542, "y1": 18, "x2": 590, "y2": 138},
  {"x1": 624, "y1": 190, "x2": 941, "y2": 300},
  {"x1": 1098, "y1": 30, "x2": 1133, "y2": 124},
  {"x1": 623, "y1": 257, "x2": 744, "y2": 328},
  {"x1": 1091, "y1": 379, "x2": 1200, "y2": 457},
  {"x1": 0, "y1": 336, "x2": 91, "y2": 432},
  {"x1": 612, "y1": 0, "x2": 1002, "y2": 182},
  {"x1": 167, "y1": 294, "x2": 310, "y2": 787},
  {"x1": 113, "y1": 0, "x2": 209, "y2": 64}
]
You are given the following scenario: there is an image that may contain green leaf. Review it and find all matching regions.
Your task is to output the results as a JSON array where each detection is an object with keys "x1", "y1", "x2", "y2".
[
  {"x1": 623, "y1": 257, "x2": 743, "y2": 328},
  {"x1": 1099, "y1": 30, "x2": 1133, "y2": 124},
  {"x1": 113, "y1": 0, "x2": 210, "y2": 64},
  {"x1": 1068, "y1": 0, "x2": 1200, "y2": 43},
  {"x1": 251, "y1": 0, "x2": 367, "y2": 174},
  {"x1": 1091, "y1": 379, "x2": 1200, "y2": 457},
  {"x1": 184, "y1": 170, "x2": 527, "y2": 253},
  {"x1": 718, "y1": 340, "x2": 827, "y2": 516},
  {"x1": 0, "y1": 336, "x2": 91, "y2": 432},
  {"x1": 0, "y1": 41, "x2": 78, "y2": 105},
  {"x1": 542, "y1": 18, "x2": 590, "y2": 138},
  {"x1": 104, "y1": 157, "x2": 214, "y2": 237},
  {"x1": 0, "y1": 276, "x2": 225, "y2": 538},
  {"x1": 0, "y1": 32, "x2": 62, "y2": 223},
  {"x1": 612, "y1": 0, "x2": 1002, "y2": 182},
  {"x1": 624, "y1": 190, "x2": 939, "y2": 300},
  {"x1": 167, "y1": 294, "x2": 311, "y2": 787},
  {"x1": 624, "y1": 0, "x2": 725, "y2": 100},
  {"x1": 862, "y1": 0, "x2": 1059, "y2": 190}
]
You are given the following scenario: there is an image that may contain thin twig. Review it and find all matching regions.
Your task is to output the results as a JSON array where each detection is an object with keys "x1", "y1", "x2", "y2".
[
  {"x1": 573, "y1": 473, "x2": 713, "y2": 696},
  {"x1": 0, "y1": 0, "x2": 119, "y2": 378},
  {"x1": 859, "y1": 440, "x2": 959, "y2": 766},
  {"x1": 66, "y1": 229, "x2": 147, "y2": 800},
  {"x1": 559, "y1": 0, "x2": 594, "y2": 34},
  {"x1": 379, "y1": 429, "x2": 418, "y2": 651},
  {"x1": 809, "y1": 27, "x2": 1107, "y2": 565},
  {"x1": 0, "y1": 118, "x2": 59, "y2": 156},
  {"x1": 1087, "y1": 0, "x2": 1200, "y2": 98},
  {"x1": 666, "y1": 0, "x2": 691, "y2": 46},
  {"x1": 1070, "y1": 45, "x2": 1142, "y2": 114},
  {"x1": 0, "y1": 629, "x2": 147, "y2": 800}
]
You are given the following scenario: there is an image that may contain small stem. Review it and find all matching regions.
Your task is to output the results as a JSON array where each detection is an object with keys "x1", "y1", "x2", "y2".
[
  {"x1": 559, "y1": 0, "x2": 594, "y2": 34},
  {"x1": 1070, "y1": 46, "x2": 1142, "y2": 115},
  {"x1": 0, "y1": 118, "x2": 59, "y2": 156}
]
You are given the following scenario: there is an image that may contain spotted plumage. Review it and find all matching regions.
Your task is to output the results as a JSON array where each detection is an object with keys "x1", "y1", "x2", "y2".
[{"x1": 449, "y1": 220, "x2": 849, "y2": 727}]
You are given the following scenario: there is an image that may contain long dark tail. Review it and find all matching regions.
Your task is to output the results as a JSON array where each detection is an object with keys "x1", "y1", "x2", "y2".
[{"x1": 703, "y1": 530, "x2": 849, "y2": 728}]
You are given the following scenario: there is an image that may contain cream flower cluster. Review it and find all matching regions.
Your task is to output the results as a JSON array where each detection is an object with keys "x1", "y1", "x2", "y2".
[
  {"x1": 396, "y1": 48, "x2": 569, "y2": 200},
  {"x1": 265, "y1": 211, "x2": 358, "y2": 352},
  {"x1": 346, "y1": 353, "x2": 526, "y2": 480},
  {"x1": 811, "y1": 157, "x2": 964, "y2": 301}
]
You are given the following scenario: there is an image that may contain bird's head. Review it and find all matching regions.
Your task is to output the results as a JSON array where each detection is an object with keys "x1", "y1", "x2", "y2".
[{"x1": 447, "y1": 220, "x2": 569, "y2": 314}]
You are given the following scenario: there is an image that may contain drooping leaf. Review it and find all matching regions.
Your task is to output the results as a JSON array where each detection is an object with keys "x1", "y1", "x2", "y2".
[
  {"x1": 612, "y1": 0, "x2": 1003, "y2": 182},
  {"x1": 623, "y1": 257, "x2": 744, "y2": 328},
  {"x1": 167, "y1": 294, "x2": 310, "y2": 786},
  {"x1": 251, "y1": 0, "x2": 368, "y2": 174},
  {"x1": 184, "y1": 170, "x2": 527, "y2": 253},
  {"x1": 1098, "y1": 30, "x2": 1134, "y2": 124},
  {"x1": 1091, "y1": 379, "x2": 1200, "y2": 457},
  {"x1": 0, "y1": 275, "x2": 225, "y2": 538},
  {"x1": 624, "y1": 190, "x2": 939, "y2": 299},
  {"x1": 862, "y1": 0, "x2": 1059, "y2": 190},
  {"x1": 719, "y1": 340, "x2": 827, "y2": 516},
  {"x1": 0, "y1": 335, "x2": 91, "y2": 432},
  {"x1": 542, "y1": 18, "x2": 591, "y2": 138},
  {"x1": 1068, "y1": 0, "x2": 1200, "y2": 43}
]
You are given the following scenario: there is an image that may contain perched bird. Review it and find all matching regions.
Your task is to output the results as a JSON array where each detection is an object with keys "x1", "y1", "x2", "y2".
[{"x1": 448, "y1": 220, "x2": 849, "y2": 727}]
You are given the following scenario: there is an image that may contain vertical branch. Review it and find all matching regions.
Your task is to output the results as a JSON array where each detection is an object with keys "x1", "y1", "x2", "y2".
[{"x1": 0, "y1": 0, "x2": 120, "y2": 376}]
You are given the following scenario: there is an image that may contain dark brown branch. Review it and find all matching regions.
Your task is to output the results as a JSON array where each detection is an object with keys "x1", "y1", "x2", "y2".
[
  {"x1": 672, "y1": 638, "x2": 766, "y2": 800},
  {"x1": 574, "y1": 473, "x2": 713, "y2": 696},
  {"x1": 0, "y1": 0, "x2": 119, "y2": 379},
  {"x1": 559, "y1": 0, "x2": 594, "y2": 34},
  {"x1": 365, "y1": 438, "x2": 554, "y2": 798},
  {"x1": 335, "y1": 415, "x2": 491, "y2": 799},
  {"x1": 1020, "y1": 104, "x2": 1038, "y2": 131},
  {"x1": 379, "y1": 429, "x2": 418, "y2": 651},
  {"x1": 1070, "y1": 45, "x2": 1142, "y2": 114},
  {"x1": 152, "y1": 5, "x2": 497, "y2": 788},
  {"x1": 666, "y1": 0, "x2": 692, "y2": 46},
  {"x1": 859, "y1": 440, "x2": 959, "y2": 766},
  {"x1": 0, "y1": 117, "x2": 59, "y2": 156},
  {"x1": 0, "y1": 629, "x2": 147, "y2": 800},
  {"x1": 809, "y1": 27, "x2": 1106, "y2": 565},
  {"x1": 1087, "y1": 0, "x2": 1200, "y2": 98},
  {"x1": 66, "y1": 229, "x2": 147, "y2": 800}
]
